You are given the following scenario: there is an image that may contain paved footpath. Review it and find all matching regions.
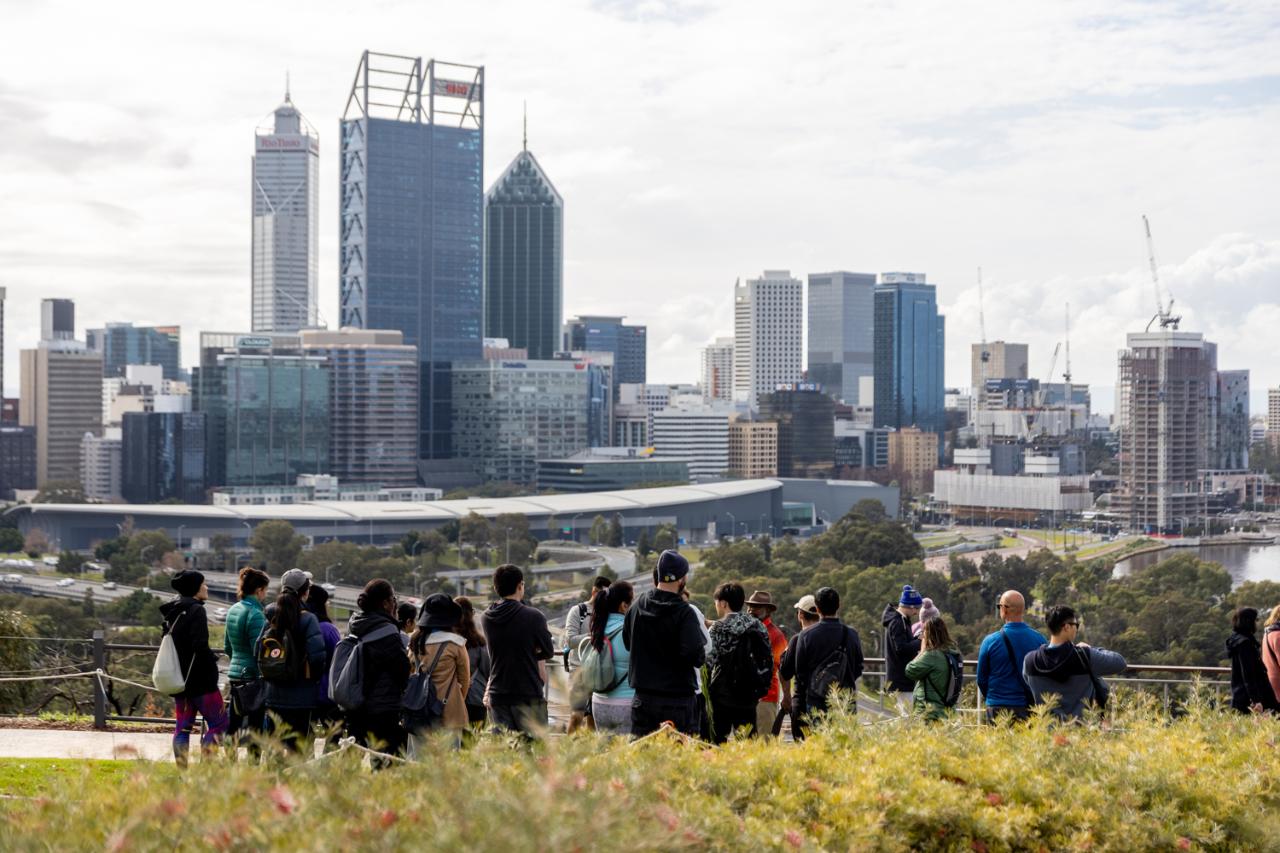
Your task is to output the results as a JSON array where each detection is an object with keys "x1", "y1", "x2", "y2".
[{"x1": 0, "y1": 729, "x2": 174, "y2": 761}]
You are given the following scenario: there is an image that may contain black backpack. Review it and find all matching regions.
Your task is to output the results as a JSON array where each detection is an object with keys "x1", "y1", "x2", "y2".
[
  {"x1": 710, "y1": 628, "x2": 773, "y2": 709},
  {"x1": 402, "y1": 643, "x2": 449, "y2": 731},
  {"x1": 806, "y1": 629, "x2": 859, "y2": 707},
  {"x1": 258, "y1": 626, "x2": 307, "y2": 683},
  {"x1": 939, "y1": 650, "x2": 964, "y2": 708}
]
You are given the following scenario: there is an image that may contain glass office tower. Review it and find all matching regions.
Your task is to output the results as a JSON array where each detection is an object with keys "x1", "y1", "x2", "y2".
[
  {"x1": 87, "y1": 323, "x2": 182, "y2": 380},
  {"x1": 563, "y1": 316, "x2": 646, "y2": 390},
  {"x1": 340, "y1": 52, "x2": 484, "y2": 459},
  {"x1": 873, "y1": 273, "x2": 946, "y2": 456},
  {"x1": 807, "y1": 272, "x2": 875, "y2": 405},
  {"x1": 121, "y1": 411, "x2": 207, "y2": 503}
]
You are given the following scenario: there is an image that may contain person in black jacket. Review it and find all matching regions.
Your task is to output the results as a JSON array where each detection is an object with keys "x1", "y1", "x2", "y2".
[
  {"x1": 159, "y1": 570, "x2": 228, "y2": 766},
  {"x1": 345, "y1": 579, "x2": 411, "y2": 757},
  {"x1": 622, "y1": 550, "x2": 708, "y2": 737},
  {"x1": 780, "y1": 587, "x2": 863, "y2": 739},
  {"x1": 1226, "y1": 607, "x2": 1280, "y2": 715},
  {"x1": 882, "y1": 585, "x2": 922, "y2": 713},
  {"x1": 481, "y1": 564, "x2": 555, "y2": 736}
]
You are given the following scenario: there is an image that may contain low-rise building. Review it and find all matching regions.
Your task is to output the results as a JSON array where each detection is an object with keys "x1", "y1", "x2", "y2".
[
  {"x1": 536, "y1": 448, "x2": 690, "y2": 493},
  {"x1": 728, "y1": 417, "x2": 777, "y2": 478},
  {"x1": 81, "y1": 429, "x2": 122, "y2": 502},
  {"x1": 887, "y1": 426, "x2": 937, "y2": 497}
]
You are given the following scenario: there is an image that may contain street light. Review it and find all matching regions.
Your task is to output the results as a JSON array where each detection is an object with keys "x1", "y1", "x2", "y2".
[
  {"x1": 570, "y1": 513, "x2": 584, "y2": 544},
  {"x1": 323, "y1": 562, "x2": 342, "y2": 585},
  {"x1": 725, "y1": 511, "x2": 736, "y2": 539},
  {"x1": 176, "y1": 525, "x2": 186, "y2": 554}
]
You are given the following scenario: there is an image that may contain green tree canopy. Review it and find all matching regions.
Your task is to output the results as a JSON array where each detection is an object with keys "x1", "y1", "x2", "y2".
[{"x1": 249, "y1": 520, "x2": 306, "y2": 574}]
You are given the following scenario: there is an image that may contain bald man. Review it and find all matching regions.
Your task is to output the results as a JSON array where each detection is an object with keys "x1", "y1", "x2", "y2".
[{"x1": 975, "y1": 590, "x2": 1047, "y2": 724}]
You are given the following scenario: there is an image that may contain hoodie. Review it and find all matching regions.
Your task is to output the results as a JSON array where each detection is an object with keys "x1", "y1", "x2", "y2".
[
  {"x1": 159, "y1": 597, "x2": 220, "y2": 698},
  {"x1": 707, "y1": 611, "x2": 772, "y2": 709},
  {"x1": 1226, "y1": 631, "x2": 1280, "y2": 714},
  {"x1": 348, "y1": 610, "x2": 411, "y2": 713},
  {"x1": 622, "y1": 588, "x2": 707, "y2": 696},
  {"x1": 481, "y1": 598, "x2": 554, "y2": 704},
  {"x1": 882, "y1": 603, "x2": 921, "y2": 692},
  {"x1": 1022, "y1": 642, "x2": 1126, "y2": 720}
]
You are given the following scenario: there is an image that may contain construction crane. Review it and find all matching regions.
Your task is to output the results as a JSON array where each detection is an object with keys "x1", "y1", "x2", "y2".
[
  {"x1": 1143, "y1": 214, "x2": 1181, "y2": 331},
  {"x1": 1028, "y1": 342, "x2": 1061, "y2": 436},
  {"x1": 1063, "y1": 302, "x2": 1072, "y2": 385},
  {"x1": 976, "y1": 267, "x2": 990, "y2": 448}
]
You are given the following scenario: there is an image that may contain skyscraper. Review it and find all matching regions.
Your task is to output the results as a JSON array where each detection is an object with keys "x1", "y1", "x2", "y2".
[
  {"x1": 41, "y1": 299, "x2": 74, "y2": 342},
  {"x1": 1210, "y1": 369, "x2": 1250, "y2": 471},
  {"x1": 873, "y1": 273, "x2": 946, "y2": 452},
  {"x1": 87, "y1": 323, "x2": 182, "y2": 380},
  {"x1": 340, "y1": 51, "x2": 484, "y2": 460},
  {"x1": 563, "y1": 316, "x2": 647, "y2": 391},
  {"x1": 485, "y1": 132, "x2": 562, "y2": 360},
  {"x1": 970, "y1": 341, "x2": 1029, "y2": 392},
  {"x1": 758, "y1": 384, "x2": 835, "y2": 478},
  {"x1": 807, "y1": 271, "x2": 875, "y2": 405},
  {"x1": 252, "y1": 86, "x2": 319, "y2": 333},
  {"x1": 734, "y1": 271, "x2": 803, "y2": 406},
  {"x1": 700, "y1": 337, "x2": 734, "y2": 403},
  {"x1": 122, "y1": 411, "x2": 207, "y2": 504}
]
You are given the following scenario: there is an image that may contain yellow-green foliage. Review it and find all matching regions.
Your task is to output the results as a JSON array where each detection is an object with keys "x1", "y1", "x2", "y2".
[{"x1": 2, "y1": 702, "x2": 1279, "y2": 851}]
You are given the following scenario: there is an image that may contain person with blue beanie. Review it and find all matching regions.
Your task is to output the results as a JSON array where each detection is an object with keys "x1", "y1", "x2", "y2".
[{"x1": 882, "y1": 585, "x2": 923, "y2": 713}]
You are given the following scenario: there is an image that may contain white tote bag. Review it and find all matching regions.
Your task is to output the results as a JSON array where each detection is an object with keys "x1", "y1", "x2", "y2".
[{"x1": 152, "y1": 613, "x2": 194, "y2": 695}]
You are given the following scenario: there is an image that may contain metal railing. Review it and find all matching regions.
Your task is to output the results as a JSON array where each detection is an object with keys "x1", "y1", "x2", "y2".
[{"x1": 91, "y1": 630, "x2": 176, "y2": 728}]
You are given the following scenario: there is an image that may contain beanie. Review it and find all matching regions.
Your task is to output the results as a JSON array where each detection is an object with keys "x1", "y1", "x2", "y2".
[
  {"x1": 919, "y1": 597, "x2": 940, "y2": 623},
  {"x1": 899, "y1": 584, "x2": 923, "y2": 608},
  {"x1": 655, "y1": 550, "x2": 689, "y2": 583},
  {"x1": 170, "y1": 570, "x2": 205, "y2": 598}
]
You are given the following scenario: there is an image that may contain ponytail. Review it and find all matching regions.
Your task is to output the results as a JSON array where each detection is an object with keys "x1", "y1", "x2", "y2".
[{"x1": 589, "y1": 581, "x2": 634, "y2": 651}]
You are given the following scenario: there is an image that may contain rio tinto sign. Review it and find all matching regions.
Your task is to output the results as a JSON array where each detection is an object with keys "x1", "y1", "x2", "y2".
[{"x1": 433, "y1": 78, "x2": 480, "y2": 99}]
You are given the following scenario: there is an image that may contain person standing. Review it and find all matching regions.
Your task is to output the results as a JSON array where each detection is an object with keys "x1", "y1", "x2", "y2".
[
  {"x1": 397, "y1": 601, "x2": 418, "y2": 650},
  {"x1": 1262, "y1": 605, "x2": 1280, "y2": 704},
  {"x1": 780, "y1": 587, "x2": 863, "y2": 738},
  {"x1": 777, "y1": 595, "x2": 821, "y2": 739},
  {"x1": 975, "y1": 590, "x2": 1046, "y2": 723},
  {"x1": 707, "y1": 583, "x2": 772, "y2": 742},
  {"x1": 681, "y1": 586, "x2": 715, "y2": 740},
  {"x1": 587, "y1": 581, "x2": 635, "y2": 735},
  {"x1": 455, "y1": 596, "x2": 491, "y2": 728},
  {"x1": 258, "y1": 569, "x2": 326, "y2": 753},
  {"x1": 622, "y1": 550, "x2": 708, "y2": 737},
  {"x1": 345, "y1": 579, "x2": 411, "y2": 756},
  {"x1": 912, "y1": 598, "x2": 940, "y2": 638},
  {"x1": 482, "y1": 565, "x2": 555, "y2": 736},
  {"x1": 904, "y1": 617, "x2": 961, "y2": 722},
  {"x1": 1022, "y1": 605, "x2": 1127, "y2": 721},
  {"x1": 882, "y1": 585, "x2": 922, "y2": 712},
  {"x1": 305, "y1": 584, "x2": 343, "y2": 749},
  {"x1": 159, "y1": 570, "x2": 228, "y2": 766},
  {"x1": 407, "y1": 594, "x2": 471, "y2": 751},
  {"x1": 1226, "y1": 607, "x2": 1280, "y2": 715},
  {"x1": 564, "y1": 575, "x2": 612, "y2": 732},
  {"x1": 746, "y1": 590, "x2": 788, "y2": 737},
  {"x1": 223, "y1": 566, "x2": 269, "y2": 749}
]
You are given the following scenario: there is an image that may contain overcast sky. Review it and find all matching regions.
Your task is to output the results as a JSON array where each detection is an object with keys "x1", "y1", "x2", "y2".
[{"x1": 3, "y1": 0, "x2": 1278, "y2": 413}]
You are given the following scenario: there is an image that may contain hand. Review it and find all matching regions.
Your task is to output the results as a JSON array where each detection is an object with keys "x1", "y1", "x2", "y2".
[
  {"x1": 1251, "y1": 702, "x2": 1264, "y2": 714},
  {"x1": 1076, "y1": 642, "x2": 1091, "y2": 649},
  {"x1": 779, "y1": 697, "x2": 791, "y2": 715}
]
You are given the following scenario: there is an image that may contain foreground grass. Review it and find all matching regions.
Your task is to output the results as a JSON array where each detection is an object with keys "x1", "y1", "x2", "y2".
[
  {"x1": 1, "y1": 699, "x2": 1278, "y2": 851},
  {"x1": 0, "y1": 758, "x2": 165, "y2": 797}
]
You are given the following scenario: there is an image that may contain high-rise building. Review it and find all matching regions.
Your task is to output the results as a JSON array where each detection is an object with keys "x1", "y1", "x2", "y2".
[
  {"x1": 41, "y1": 299, "x2": 74, "y2": 343},
  {"x1": 300, "y1": 328, "x2": 419, "y2": 488},
  {"x1": 563, "y1": 316, "x2": 646, "y2": 391},
  {"x1": 873, "y1": 273, "x2": 946, "y2": 455},
  {"x1": 701, "y1": 337, "x2": 734, "y2": 403},
  {"x1": 252, "y1": 86, "x2": 319, "y2": 333},
  {"x1": 0, "y1": 287, "x2": 6, "y2": 398},
  {"x1": 807, "y1": 272, "x2": 875, "y2": 405},
  {"x1": 734, "y1": 271, "x2": 803, "y2": 405},
  {"x1": 0, "y1": 425, "x2": 36, "y2": 499},
  {"x1": 451, "y1": 358, "x2": 590, "y2": 485},
  {"x1": 1114, "y1": 330, "x2": 1215, "y2": 532},
  {"x1": 554, "y1": 351, "x2": 614, "y2": 449},
  {"x1": 193, "y1": 333, "x2": 329, "y2": 488},
  {"x1": 728, "y1": 417, "x2": 777, "y2": 478},
  {"x1": 102, "y1": 364, "x2": 191, "y2": 427},
  {"x1": 1210, "y1": 369, "x2": 1250, "y2": 471},
  {"x1": 81, "y1": 429, "x2": 122, "y2": 502},
  {"x1": 888, "y1": 426, "x2": 938, "y2": 497},
  {"x1": 340, "y1": 52, "x2": 484, "y2": 460},
  {"x1": 758, "y1": 384, "x2": 835, "y2": 478},
  {"x1": 613, "y1": 404, "x2": 649, "y2": 448},
  {"x1": 1265, "y1": 388, "x2": 1280, "y2": 448},
  {"x1": 87, "y1": 323, "x2": 182, "y2": 380},
  {"x1": 970, "y1": 341, "x2": 1029, "y2": 392},
  {"x1": 651, "y1": 402, "x2": 730, "y2": 482},
  {"x1": 122, "y1": 411, "x2": 207, "y2": 504},
  {"x1": 484, "y1": 138, "x2": 562, "y2": 360}
]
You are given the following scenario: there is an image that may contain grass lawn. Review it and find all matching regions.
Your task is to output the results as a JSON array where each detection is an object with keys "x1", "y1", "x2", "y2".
[{"x1": 0, "y1": 758, "x2": 173, "y2": 798}]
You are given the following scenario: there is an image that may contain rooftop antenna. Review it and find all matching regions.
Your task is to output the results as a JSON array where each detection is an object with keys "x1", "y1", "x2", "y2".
[
  {"x1": 522, "y1": 100, "x2": 528, "y2": 151},
  {"x1": 285, "y1": 70, "x2": 292, "y2": 104}
]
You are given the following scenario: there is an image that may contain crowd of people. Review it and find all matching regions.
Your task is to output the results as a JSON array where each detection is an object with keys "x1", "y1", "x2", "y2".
[{"x1": 155, "y1": 549, "x2": 1280, "y2": 764}]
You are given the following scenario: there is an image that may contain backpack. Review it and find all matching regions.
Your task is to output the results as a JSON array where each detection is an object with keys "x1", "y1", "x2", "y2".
[
  {"x1": 573, "y1": 625, "x2": 626, "y2": 699},
  {"x1": 806, "y1": 628, "x2": 858, "y2": 707},
  {"x1": 258, "y1": 626, "x2": 306, "y2": 683},
  {"x1": 710, "y1": 626, "x2": 773, "y2": 709},
  {"x1": 152, "y1": 611, "x2": 193, "y2": 696},
  {"x1": 938, "y1": 650, "x2": 965, "y2": 708},
  {"x1": 329, "y1": 623, "x2": 400, "y2": 711},
  {"x1": 402, "y1": 643, "x2": 449, "y2": 730}
]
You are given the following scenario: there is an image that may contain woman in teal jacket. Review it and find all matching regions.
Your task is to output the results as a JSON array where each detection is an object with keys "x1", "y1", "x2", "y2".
[
  {"x1": 904, "y1": 616, "x2": 961, "y2": 722},
  {"x1": 223, "y1": 566, "x2": 270, "y2": 744}
]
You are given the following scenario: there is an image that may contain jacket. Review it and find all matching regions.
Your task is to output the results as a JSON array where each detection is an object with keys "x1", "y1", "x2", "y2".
[
  {"x1": 258, "y1": 603, "x2": 327, "y2": 710},
  {"x1": 481, "y1": 598, "x2": 554, "y2": 704},
  {"x1": 1022, "y1": 642, "x2": 1127, "y2": 721},
  {"x1": 707, "y1": 611, "x2": 772, "y2": 709},
  {"x1": 1226, "y1": 631, "x2": 1280, "y2": 714},
  {"x1": 412, "y1": 631, "x2": 471, "y2": 731},
  {"x1": 1264, "y1": 625, "x2": 1280, "y2": 704},
  {"x1": 348, "y1": 610, "x2": 411, "y2": 713},
  {"x1": 882, "y1": 604, "x2": 921, "y2": 691},
  {"x1": 779, "y1": 618, "x2": 864, "y2": 713},
  {"x1": 564, "y1": 600, "x2": 592, "y2": 665},
  {"x1": 622, "y1": 588, "x2": 707, "y2": 697},
  {"x1": 314, "y1": 620, "x2": 341, "y2": 708},
  {"x1": 976, "y1": 622, "x2": 1047, "y2": 708},
  {"x1": 905, "y1": 647, "x2": 959, "y2": 722},
  {"x1": 760, "y1": 618, "x2": 788, "y2": 704},
  {"x1": 223, "y1": 597, "x2": 266, "y2": 680},
  {"x1": 592, "y1": 612, "x2": 635, "y2": 701},
  {"x1": 159, "y1": 597, "x2": 219, "y2": 698},
  {"x1": 466, "y1": 643, "x2": 491, "y2": 709}
]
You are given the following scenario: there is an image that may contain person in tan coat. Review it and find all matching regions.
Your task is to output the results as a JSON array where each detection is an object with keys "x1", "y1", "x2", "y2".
[{"x1": 408, "y1": 594, "x2": 472, "y2": 751}]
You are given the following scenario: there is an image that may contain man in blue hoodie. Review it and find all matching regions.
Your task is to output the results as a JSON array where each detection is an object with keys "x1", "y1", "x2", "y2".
[
  {"x1": 975, "y1": 590, "x2": 1046, "y2": 723},
  {"x1": 1022, "y1": 605, "x2": 1126, "y2": 721}
]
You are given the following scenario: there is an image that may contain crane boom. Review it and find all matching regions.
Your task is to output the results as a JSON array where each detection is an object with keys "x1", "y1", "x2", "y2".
[
  {"x1": 1063, "y1": 302, "x2": 1072, "y2": 384},
  {"x1": 1143, "y1": 214, "x2": 1181, "y2": 331}
]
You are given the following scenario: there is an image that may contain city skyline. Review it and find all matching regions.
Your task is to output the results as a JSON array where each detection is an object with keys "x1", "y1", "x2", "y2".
[{"x1": 1, "y1": 2, "x2": 1278, "y2": 410}]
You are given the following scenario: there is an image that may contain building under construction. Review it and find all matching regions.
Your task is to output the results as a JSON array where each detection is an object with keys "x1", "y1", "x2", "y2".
[{"x1": 934, "y1": 441, "x2": 1092, "y2": 525}]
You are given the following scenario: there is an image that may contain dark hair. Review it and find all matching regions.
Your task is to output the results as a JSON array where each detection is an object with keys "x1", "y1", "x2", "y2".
[
  {"x1": 815, "y1": 587, "x2": 839, "y2": 617},
  {"x1": 397, "y1": 601, "x2": 418, "y2": 629},
  {"x1": 920, "y1": 617, "x2": 953, "y2": 652},
  {"x1": 269, "y1": 588, "x2": 304, "y2": 641},
  {"x1": 237, "y1": 566, "x2": 270, "y2": 600},
  {"x1": 592, "y1": 576, "x2": 613, "y2": 592},
  {"x1": 455, "y1": 596, "x2": 485, "y2": 648},
  {"x1": 493, "y1": 564, "x2": 524, "y2": 598},
  {"x1": 1233, "y1": 607, "x2": 1259, "y2": 636},
  {"x1": 306, "y1": 584, "x2": 332, "y2": 624},
  {"x1": 713, "y1": 582, "x2": 745, "y2": 612},
  {"x1": 357, "y1": 579, "x2": 396, "y2": 613},
  {"x1": 590, "y1": 581, "x2": 634, "y2": 651},
  {"x1": 1046, "y1": 604, "x2": 1078, "y2": 635}
]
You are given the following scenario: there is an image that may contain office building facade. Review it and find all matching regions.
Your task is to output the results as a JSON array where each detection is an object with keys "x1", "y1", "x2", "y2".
[
  {"x1": 81, "y1": 429, "x2": 122, "y2": 502},
  {"x1": 701, "y1": 337, "x2": 734, "y2": 403},
  {"x1": 0, "y1": 425, "x2": 36, "y2": 499},
  {"x1": 87, "y1": 323, "x2": 182, "y2": 380},
  {"x1": 728, "y1": 418, "x2": 778, "y2": 479},
  {"x1": 536, "y1": 448, "x2": 689, "y2": 493},
  {"x1": 970, "y1": 341, "x2": 1028, "y2": 392},
  {"x1": 339, "y1": 52, "x2": 484, "y2": 459},
  {"x1": 19, "y1": 345, "x2": 104, "y2": 487},
  {"x1": 563, "y1": 316, "x2": 646, "y2": 390},
  {"x1": 807, "y1": 271, "x2": 875, "y2": 405},
  {"x1": 121, "y1": 411, "x2": 207, "y2": 504},
  {"x1": 888, "y1": 426, "x2": 938, "y2": 497},
  {"x1": 734, "y1": 271, "x2": 803, "y2": 405},
  {"x1": 41, "y1": 299, "x2": 75, "y2": 342},
  {"x1": 193, "y1": 333, "x2": 329, "y2": 488},
  {"x1": 873, "y1": 273, "x2": 946, "y2": 453},
  {"x1": 651, "y1": 403, "x2": 730, "y2": 482},
  {"x1": 1211, "y1": 369, "x2": 1250, "y2": 471},
  {"x1": 758, "y1": 385, "x2": 835, "y2": 478},
  {"x1": 300, "y1": 329, "x2": 419, "y2": 488},
  {"x1": 485, "y1": 145, "x2": 562, "y2": 359}
]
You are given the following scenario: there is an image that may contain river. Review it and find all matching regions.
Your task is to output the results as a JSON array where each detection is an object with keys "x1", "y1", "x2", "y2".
[{"x1": 1116, "y1": 539, "x2": 1280, "y2": 588}]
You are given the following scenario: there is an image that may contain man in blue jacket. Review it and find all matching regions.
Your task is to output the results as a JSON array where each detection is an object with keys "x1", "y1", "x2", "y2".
[{"x1": 975, "y1": 590, "x2": 1045, "y2": 723}]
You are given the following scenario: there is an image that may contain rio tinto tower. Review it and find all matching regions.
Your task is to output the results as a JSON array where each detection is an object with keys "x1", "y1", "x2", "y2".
[{"x1": 251, "y1": 82, "x2": 319, "y2": 332}]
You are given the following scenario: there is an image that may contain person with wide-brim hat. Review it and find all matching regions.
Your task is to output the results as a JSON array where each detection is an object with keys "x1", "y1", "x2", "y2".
[
  {"x1": 745, "y1": 590, "x2": 787, "y2": 737},
  {"x1": 407, "y1": 594, "x2": 471, "y2": 749}
]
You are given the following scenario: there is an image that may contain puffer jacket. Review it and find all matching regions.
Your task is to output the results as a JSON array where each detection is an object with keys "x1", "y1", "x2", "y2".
[
  {"x1": 159, "y1": 597, "x2": 219, "y2": 698},
  {"x1": 223, "y1": 597, "x2": 266, "y2": 680},
  {"x1": 348, "y1": 610, "x2": 411, "y2": 713},
  {"x1": 905, "y1": 647, "x2": 959, "y2": 722}
]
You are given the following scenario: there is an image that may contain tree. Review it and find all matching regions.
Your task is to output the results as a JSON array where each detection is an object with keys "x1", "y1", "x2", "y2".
[
  {"x1": 588, "y1": 515, "x2": 608, "y2": 546},
  {"x1": 459, "y1": 512, "x2": 492, "y2": 555},
  {"x1": 0, "y1": 528, "x2": 24, "y2": 553},
  {"x1": 492, "y1": 514, "x2": 537, "y2": 565},
  {"x1": 249, "y1": 520, "x2": 307, "y2": 573},
  {"x1": 23, "y1": 529, "x2": 50, "y2": 557},
  {"x1": 850, "y1": 498, "x2": 888, "y2": 523},
  {"x1": 209, "y1": 533, "x2": 235, "y2": 571},
  {"x1": 56, "y1": 550, "x2": 84, "y2": 574},
  {"x1": 32, "y1": 480, "x2": 86, "y2": 504},
  {"x1": 544, "y1": 513, "x2": 560, "y2": 541},
  {"x1": 636, "y1": 529, "x2": 652, "y2": 558},
  {"x1": 0, "y1": 611, "x2": 38, "y2": 712},
  {"x1": 417, "y1": 530, "x2": 449, "y2": 568},
  {"x1": 94, "y1": 536, "x2": 129, "y2": 563},
  {"x1": 607, "y1": 514, "x2": 624, "y2": 547},
  {"x1": 652, "y1": 523, "x2": 678, "y2": 554},
  {"x1": 81, "y1": 588, "x2": 95, "y2": 617}
]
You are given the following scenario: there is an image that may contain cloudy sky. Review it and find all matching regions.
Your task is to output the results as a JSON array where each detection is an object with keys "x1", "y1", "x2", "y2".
[{"x1": 3, "y1": 0, "x2": 1278, "y2": 412}]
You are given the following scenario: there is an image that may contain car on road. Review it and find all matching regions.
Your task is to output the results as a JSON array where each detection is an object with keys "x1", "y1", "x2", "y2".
[
  {"x1": 42, "y1": 556, "x2": 59, "y2": 567},
  {"x1": 3, "y1": 574, "x2": 23, "y2": 584},
  {"x1": 55, "y1": 578, "x2": 75, "y2": 587},
  {"x1": 322, "y1": 583, "x2": 336, "y2": 592},
  {"x1": 212, "y1": 606, "x2": 227, "y2": 617},
  {"x1": 102, "y1": 582, "x2": 117, "y2": 590}
]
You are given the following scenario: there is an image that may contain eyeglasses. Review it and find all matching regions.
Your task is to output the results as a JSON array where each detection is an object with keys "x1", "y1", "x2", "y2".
[{"x1": 1066, "y1": 621, "x2": 1080, "y2": 628}]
